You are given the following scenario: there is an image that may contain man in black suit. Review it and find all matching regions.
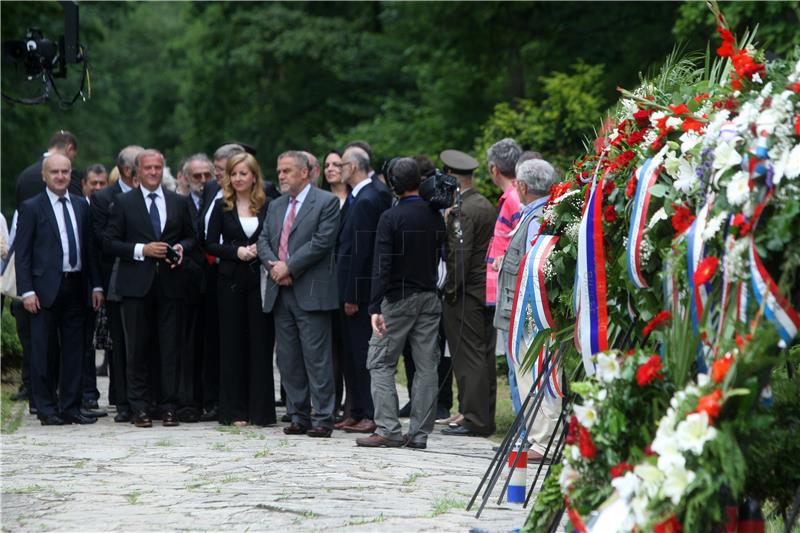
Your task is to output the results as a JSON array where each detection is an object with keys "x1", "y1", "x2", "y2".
[
  {"x1": 333, "y1": 146, "x2": 390, "y2": 434},
  {"x1": 344, "y1": 140, "x2": 393, "y2": 207},
  {"x1": 15, "y1": 154, "x2": 104, "y2": 425},
  {"x1": 90, "y1": 145, "x2": 144, "y2": 423},
  {"x1": 104, "y1": 149, "x2": 197, "y2": 428}
]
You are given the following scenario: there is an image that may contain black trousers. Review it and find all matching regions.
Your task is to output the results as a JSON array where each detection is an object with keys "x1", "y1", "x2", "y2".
[
  {"x1": 178, "y1": 295, "x2": 204, "y2": 412},
  {"x1": 121, "y1": 278, "x2": 182, "y2": 414},
  {"x1": 403, "y1": 317, "x2": 452, "y2": 410},
  {"x1": 81, "y1": 309, "x2": 100, "y2": 403},
  {"x1": 217, "y1": 276, "x2": 276, "y2": 426},
  {"x1": 331, "y1": 309, "x2": 348, "y2": 413},
  {"x1": 29, "y1": 277, "x2": 86, "y2": 418},
  {"x1": 202, "y1": 265, "x2": 220, "y2": 410},
  {"x1": 342, "y1": 305, "x2": 374, "y2": 420},
  {"x1": 11, "y1": 299, "x2": 33, "y2": 393},
  {"x1": 106, "y1": 300, "x2": 129, "y2": 410}
]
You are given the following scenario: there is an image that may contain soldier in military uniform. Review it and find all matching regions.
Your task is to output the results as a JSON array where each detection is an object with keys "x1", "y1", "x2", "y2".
[{"x1": 439, "y1": 150, "x2": 499, "y2": 437}]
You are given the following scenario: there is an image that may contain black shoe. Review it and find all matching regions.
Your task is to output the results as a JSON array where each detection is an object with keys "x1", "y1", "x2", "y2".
[
  {"x1": 402, "y1": 434, "x2": 427, "y2": 449},
  {"x1": 283, "y1": 423, "x2": 309, "y2": 435},
  {"x1": 134, "y1": 411, "x2": 153, "y2": 428},
  {"x1": 29, "y1": 405, "x2": 38, "y2": 415},
  {"x1": 398, "y1": 402, "x2": 411, "y2": 418},
  {"x1": 81, "y1": 404, "x2": 108, "y2": 418},
  {"x1": 280, "y1": 413, "x2": 292, "y2": 423},
  {"x1": 199, "y1": 406, "x2": 218, "y2": 422},
  {"x1": 83, "y1": 399, "x2": 100, "y2": 409},
  {"x1": 162, "y1": 411, "x2": 180, "y2": 427},
  {"x1": 114, "y1": 408, "x2": 132, "y2": 423},
  {"x1": 441, "y1": 424, "x2": 479, "y2": 437},
  {"x1": 63, "y1": 413, "x2": 98, "y2": 425},
  {"x1": 10, "y1": 387, "x2": 29, "y2": 402},
  {"x1": 177, "y1": 407, "x2": 201, "y2": 423},
  {"x1": 39, "y1": 414, "x2": 65, "y2": 426}
]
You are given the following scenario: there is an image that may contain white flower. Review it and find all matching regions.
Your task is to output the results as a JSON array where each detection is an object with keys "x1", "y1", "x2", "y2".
[
  {"x1": 726, "y1": 171, "x2": 750, "y2": 206},
  {"x1": 756, "y1": 108, "x2": 779, "y2": 135},
  {"x1": 574, "y1": 403, "x2": 598, "y2": 428},
  {"x1": 680, "y1": 131, "x2": 701, "y2": 153},
  {"x1": 657, "y1": 449, "x2": 686, "y2": 474},
  {"x1": 713, "y1": 141, "x2": 743, "y2": 182},
  {"x1": 676, "y1": 412, "x2": 717, "y2": 455},
  {"x1": 611, "y1": 471, "x2": 640, "y2": 500},
  {"x1": 666, "y1": 116, "x2": 683, "y2": 130},
  {"x1": 647, "y1": 207, "x2": 667, "y2": 230},
  {"x1": 650, "y1": 111, "x2": 666, "y2": 128},
  {"x1": 662, "y1": 464, "x2": 696, "y2": 505},
  {"x1": 696, "y1": 373, "x2": 710, "y2": 387},
  {"x1": 630, "y1": 494, "x2": 651, "y2": 526},
  {"x1": 664, "y1": 150, "x2": 680, "y2": 176},
  {"x1": 673, "y1": 159, "x2": 698, "y2": 193},
  {"x1": 785, "y1": 144, "x2": 800, "y2": 180},
  {"x1": 702, "y1": 211, "x2": 727, "y2": 242},
  {"x1": 595, "y1": 352, "x2": 621, "y2": 383},
  {"x1": 558, "y1": 462, "x2": 578, "y2": 492},
  {"x1": 751, "y1": 72, "x2": 763, "y2": 84},
  {"x1": 634, "y1": 463, "x2": 664, "y2": 498}
]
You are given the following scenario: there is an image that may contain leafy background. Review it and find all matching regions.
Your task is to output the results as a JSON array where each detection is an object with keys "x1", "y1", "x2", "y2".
[{"x1": 2, "y1": 1, "x2": 798, "y2": 219}]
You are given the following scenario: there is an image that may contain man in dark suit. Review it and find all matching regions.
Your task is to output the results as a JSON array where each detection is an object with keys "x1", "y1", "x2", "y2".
[
  {"x1": 104, "y1": 149, "x2": 197, "y2": 428},
  {"x1": 15, "y1": 154, "x2": 104, "y2": 425},
  {"x1": 257, "y1": 150, "x2": 340, "y2": 438},
  {"x1": 344, "y1": 140, "x2": 393, "y2": 207},
  {"x1": 333, "y1": 146, "x2": 389, "y2": 434},
  {"x1": 90, "y1": 145, "x2": 144, "y2": 423}
]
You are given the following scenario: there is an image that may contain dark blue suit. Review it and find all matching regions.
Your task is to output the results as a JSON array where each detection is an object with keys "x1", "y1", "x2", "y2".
[
  {"x1": 335, "y1": 181, "x2": 389, "y2": 421},
  {"x1": 15, "y1": 190, "x2": 100, "y2": 419}
]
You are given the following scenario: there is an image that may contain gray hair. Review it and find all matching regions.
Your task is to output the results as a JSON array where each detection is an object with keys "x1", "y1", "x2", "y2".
[
  {"x1": 515, "y1": 150, "x2": 542, "y2": 175},
  {"x1": 278, "y1": 150, "x2": 309, "y2": 169},
  {"x1": 116, "y1": 145, "x2": 145, "y2": 170},
  {"x1": 516, "y1": 159, "x2": 556, "y2": 196},
  {"x1": 343, "y1": 146, "x2": 370, "y2": 174},
  {"x1": 85, "y1": 163, "x2": 107, "y2": 176},
  {"x1": 181, "y1": 153, "x2": 213, "y2": 176},
  {"x1": 133, "y1": 149, "x2": 165, "y2": 172},
  {"x1": 487, "y1": 138, "x2": 522, "y2": 177},
  {"x1": 213, "y1": 143, "x2": 245, "y2": 161}
]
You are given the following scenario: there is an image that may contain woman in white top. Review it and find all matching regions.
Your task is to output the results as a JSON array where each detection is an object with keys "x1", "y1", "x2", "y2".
[{"x1": 205, "y1": 152, "x2": 275, "y2": 427}]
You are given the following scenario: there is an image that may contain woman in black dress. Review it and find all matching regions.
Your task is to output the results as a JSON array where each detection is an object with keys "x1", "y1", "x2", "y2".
[{"x1": 206, "y1": 152, "x2": 276, "y2": 427}]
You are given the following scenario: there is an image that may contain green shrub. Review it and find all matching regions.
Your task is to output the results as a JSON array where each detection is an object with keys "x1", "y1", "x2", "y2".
[{"x1": 1, "y1": 301, "x2": 22, "y2": 376}]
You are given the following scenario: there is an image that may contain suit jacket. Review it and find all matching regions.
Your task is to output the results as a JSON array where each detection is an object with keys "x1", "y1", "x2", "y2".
[
  {"x1": 206, "y1": 199, "x2": 268, "y2": 289},
  {"x1": 202, "y1": 181, "x2": 280, "y2": 235},
  {"x1": 90, "y1": 181, "x2": 127, "y2": 290},
  {"x1": 16, "y1": 157, "x2": 83, "y2": 207},
  {"x1": 257, "y1": 185, "x2": 340, "y2": 313},
  {"x1": 335, "y1": 181, "x2": 389, "y2": 304},
  {"x1": 15, "y1": 191, "x2": 100, "y2": 308},
  {"x1": 493, "y1": 208, "x2": 538, "y2": 331},
  {"x1": 103, "y1": 187, "x2": 197, "y2": 299}
]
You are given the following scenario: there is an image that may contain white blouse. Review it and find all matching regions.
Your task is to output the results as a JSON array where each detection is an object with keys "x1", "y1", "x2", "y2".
[{"x1": 240, "y1": 216, "x2": 259, "y2": 239}]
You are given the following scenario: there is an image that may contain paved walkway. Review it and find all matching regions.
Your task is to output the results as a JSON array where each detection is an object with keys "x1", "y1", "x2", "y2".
[{"x1": 1, "y1": 377, "x2": 535, "y2": 532}]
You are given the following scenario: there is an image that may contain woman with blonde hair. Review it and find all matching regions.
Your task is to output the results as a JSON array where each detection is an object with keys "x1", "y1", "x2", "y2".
[{"x1": 205, "y1": 152, "x2": 275, "y2": 427}]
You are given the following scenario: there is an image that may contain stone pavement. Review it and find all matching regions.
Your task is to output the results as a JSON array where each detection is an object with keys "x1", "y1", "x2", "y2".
[{"x1": 1, "y1": 377, "x2": 539, "y2": 532}]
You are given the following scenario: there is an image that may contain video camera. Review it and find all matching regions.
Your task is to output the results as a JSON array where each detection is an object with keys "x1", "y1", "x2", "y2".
[{"x1": 381, "y1": 157, "x2": 459, "y2": 210}]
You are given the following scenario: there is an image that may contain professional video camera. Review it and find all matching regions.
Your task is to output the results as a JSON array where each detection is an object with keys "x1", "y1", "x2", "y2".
[
  {"x1": 382, "y1": 157, "x2": 459, "y2": 210},
  {"x1": 2, "y1": 1, "x2": 90, "y2": 107}
]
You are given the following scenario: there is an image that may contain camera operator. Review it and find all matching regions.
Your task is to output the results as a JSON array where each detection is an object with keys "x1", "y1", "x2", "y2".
[{"x1": 356, "y1": 158, "x2": 446, "y2": 450}]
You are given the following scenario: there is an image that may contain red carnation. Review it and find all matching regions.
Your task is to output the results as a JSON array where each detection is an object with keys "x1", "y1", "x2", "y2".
[
  {"x1": 669, "y1": 103, "x2": 691, "y2": 116},
  {"x1": 694, "y1": 256, "x2": 720, "y2": 286},
  {"x1": 681, "y1": 117, "x2": 704, "y2": 133},
  {"x1": 610, "y1": 462, "x2": 634, "y2": 478},
  {"x1": 565, "y1": 415, "x2": 580, "y2": 445},
  {"x1": 633, "y1": 109, "x2": 652, "y2": 127},
  {"x1": 695, "y1": 388, "x2": 723, "y2": 421},
  {"x1": 711, "y1": 352, "x2": 734, "y2": 383},
  {"x1": 603, "y1": 204, "x2": 618, "y2": 223},
  {"x1": 671, "y1": 203, "x2": 695, "y2": 234},
  {"x1": 615, "y1": 150, "x2": 635, "y2": 168},
  {"x1": 603, "y1": 178, "x2": 616, "y2": 196},
  {"x1": 636, "y1": 355, "x2": 664, "y2": 386},
  {"x1": 625, "y1": 176, "x2": 637, "y2": 198},
  {"x1": 795, "y1": 114, "x2": 800, "y2": 136},
  {"x1": 731, "y1": 213, "x2": 751, "y2": 236},
  {"x1": 655, "y1": 514, "x2": 684, "y2": 533},
  {"x1": 643, "y1": 310, "x2": 672, "y2": 336},
  {"x1": 577, "y1": 426, "x2": 597, "y2": 459},
  {"x1": 626, "y1": 129, "x2": 647, "y2": 146}
]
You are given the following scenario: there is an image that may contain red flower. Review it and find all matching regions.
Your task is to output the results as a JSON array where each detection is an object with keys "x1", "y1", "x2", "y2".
[
  {"x1": 610, "y1": 462, "x2": 633, "y2": 478},
  {"x1": 669, "y1": 103, "x2": 691, "y2": 116},
  {"x1": 693, "y1": 92, "x2": 710, "y2": 102},
  {"x1": 795, "y1": 114, "x2": 800, "y2": 136},
  {"x1": 644, "y1": 444, "x2": 658, "y2": 457},
  {"x1": 671, "y1": 203, "x2": 695, "y2": 234},
  {"x1": 711, "y1": 352, "x2": 734, "y2": 383},
  {"x1": 633, "y1": 109, "x2": 652, "y2": 127},
  {"x1": 636, "y1": 355, "x2": 664, "y2": 386},
  {"x1": 695, "y1": 388, "x2": 723, "y2": 421},
  {"x1": 603, "y1": 204, "x2": 618, "y2": 223},
  {"x1": 550, "y1": 181, "x2": 573, "y2": 200},
  {"x1": 655, "y1": 514, "x2": 684, "y2": 533},
  {"x1": 565, "y1": 416, "x2": 579, "y2": 445},
  {"x1": 717, "y1": 41, "x2": 735, "y2": 58},
  {"x1": 789, "y1": 82, "x2": 800, "y2": 92},
  {"x1": 694, "y1": 256, "x2": 720, "y2": 285},
  {"x1": 577, "y1": 426, "x2": 597, "y2": 459},
  {"x1": 626, "y1": 129, "x2": 647, "y2": 146},
  {"x1": 643, "y1": 311, "x2": 672, "y2": 336},
  {"x1": 731, "y1": 78, "x2": 743, "y2": 91},
  {"x1": 681, "y1": 117, "x2": 704, "y2": 133},
  {"x1": 602, "y1": 179, "x2": 616, "y2": 197},
  {"x1": 625, "y1": 176, "x2": 637, "y2": 198},
  {"x1": 616, "y1": 150, "x2": 635, "y2": 168},
  {"x1": 717, "y1": 26, "x2": 735, "y2": 44},
  {"x1": 731, "y1": 213, "x2": 752, "y2": 236},
  {"x1": 732, "y1": 50, "x2": 765, "y2": 81}
]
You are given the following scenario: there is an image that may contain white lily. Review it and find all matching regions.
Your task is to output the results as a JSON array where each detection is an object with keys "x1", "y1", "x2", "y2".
[
  {"x1": 633, "y1": 463, "x2": 664, "y2": 498},
  {"x1": 676, "y1": 412, "x2": 717, "y2": 455},
  {"x1": 726, "y1": 171, "x2": 750, "y2": 206},
  {"x1": 574, "y1": 403, "x2": 599, "y2": 428},
  {"x1": 662, "y1": 464, "x2": 696, "y2": 505},
  {"x1": 595, "y1": 352, "x2": 621, "y2": 383}
]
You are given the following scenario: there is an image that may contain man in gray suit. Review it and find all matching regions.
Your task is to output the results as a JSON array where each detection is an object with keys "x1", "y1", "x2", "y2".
[{"x1": 257, "y1": 150, "x2": 340, "y2": 438}]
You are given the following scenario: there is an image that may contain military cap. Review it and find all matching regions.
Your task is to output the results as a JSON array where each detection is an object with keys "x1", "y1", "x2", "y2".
[{"x1": 440, "y1": 149, "x2": 479, "y2": 175}]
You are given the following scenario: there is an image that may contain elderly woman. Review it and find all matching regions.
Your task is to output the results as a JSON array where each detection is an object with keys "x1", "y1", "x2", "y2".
[{"x1": 206, "y1": 152, "x2": 276, "y2": 427}]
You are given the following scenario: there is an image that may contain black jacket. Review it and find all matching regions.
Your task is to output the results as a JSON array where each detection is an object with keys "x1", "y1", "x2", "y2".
[{"x1": 205, "y1": 199, "x2": 268, "y2": 290}]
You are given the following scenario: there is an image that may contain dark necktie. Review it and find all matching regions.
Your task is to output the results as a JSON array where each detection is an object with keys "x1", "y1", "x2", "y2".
[
  {"x1": 58, "y1": 197, "x2": 78, "y2": 268},
  {"x1": 148, "y1": 192, "x2": 162, "y2": 239},
  {"x1": 347, "y1": 193, "x2": 355, "y2": 205}
]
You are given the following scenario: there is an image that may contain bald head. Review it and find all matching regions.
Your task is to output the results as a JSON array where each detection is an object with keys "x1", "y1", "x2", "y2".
[
  {"x1": 341, "y1": 146, "x2": 370, "y2": 187},
  {"x1": 42, "y1": 153, "x2": 72, "y2": 196}
]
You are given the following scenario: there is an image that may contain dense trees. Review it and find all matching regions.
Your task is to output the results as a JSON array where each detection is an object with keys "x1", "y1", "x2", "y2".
[{"x1": 2, "y1": 1, "x2": 796, "y2": 217}]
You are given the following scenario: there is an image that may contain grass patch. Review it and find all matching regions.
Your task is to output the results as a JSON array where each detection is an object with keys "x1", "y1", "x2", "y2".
[
  {"x1": 345, "y1": 514, "x2": 385, "y2": 526},
  {"x1": 4, "y1": 484, "x2": 46, "y2": 494},
  {"x1": 216, "y1": 425, "x2": 242, "y2": 435},
  {"x1": 125, "y1": 491, "x2": 142, "y2": 505},
  {"x1": 153, "y1": 438, "x2": 174, "y2": 447},
  {"x1": 210, "y1": 442, "x2": 231, "y2": 452},
  {"x1": 402, "y1": 471, "x2": 430, "y2": 485},
  {"x1": 430, "y1": 497, "x2": 465, "y2": 517},
  {"x1": 253, "y1": 448, "x2": 270, "y2": 459},
  {"x1": 1, "y1": 369, "x2": 25, "y2": 434},
  {"x1": 302, "y1": 510, "x2": 317, "y2": 519}
]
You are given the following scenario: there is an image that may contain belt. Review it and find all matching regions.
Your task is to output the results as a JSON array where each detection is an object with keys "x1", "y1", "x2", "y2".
[{"x1": 62, "y1": 271, "x2": 82, "y2": 280}]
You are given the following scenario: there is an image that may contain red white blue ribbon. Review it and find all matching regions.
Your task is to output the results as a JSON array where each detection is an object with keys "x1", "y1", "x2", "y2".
[
  {"x1": 749, "y1": 239, "x2": 800, "y2": 344},
  {"x1": 686, "y1": 197, "x2": 714, "y2": 330},
  {"x1": 626, "y1": 159, "x2": 660, "y2": 289},
  {"x1": 509, "y1": 246, "x2": 536, "y2": 367},
  {"x1": 529, "y1": 235, "x2": 560, "y2": 331}
]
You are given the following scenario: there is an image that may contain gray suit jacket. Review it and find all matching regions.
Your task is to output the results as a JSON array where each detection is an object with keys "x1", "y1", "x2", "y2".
[
  {"x1": 258, "y1": 185, "x2": 340, "y2": 313},
  {"x1": 493, "y1": 210, "x2": 537, "y2": 332}
]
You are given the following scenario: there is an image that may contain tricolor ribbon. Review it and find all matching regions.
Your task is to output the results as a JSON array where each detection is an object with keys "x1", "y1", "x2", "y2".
[
  {"x1": 626, "y1": 158, "x2": 660, "y2": 289},
  {"x1": 509, "y1": 245, "x2": 536, "y2": 367},
  {"x1": 749, "y1": 238, "x2": 800, "y2": 344},
  {"x1": 686, "y1": 196, "x2": 714, "y2": 371},
  {"x1": 529, "y1": 235, "x2": 560, "y2": 331}
]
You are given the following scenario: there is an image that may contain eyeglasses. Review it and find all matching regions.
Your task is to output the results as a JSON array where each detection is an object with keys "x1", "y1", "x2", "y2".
[{"x1": 192, "y1": 172, "x2": 213, "y2": 179}]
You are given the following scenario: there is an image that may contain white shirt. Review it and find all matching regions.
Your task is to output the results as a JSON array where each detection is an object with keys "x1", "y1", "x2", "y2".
[
  {"x1": 133, "y1": 185, "x2": 167, "y2": 261},
  {"x1": 204, "y1": 188, "x2": 223, "y2": 238},
  {"x1": 46, "y1": 188, "x2": 82, "y2": 272},
  {"x1": 240, "y1": 216, "x2": 258, "y2": 239},
  {"x1": 350, "y1": 177, "x2": 371, "y2": 199},
  {"x1": 118, "y1": 179, "x2": 133, "y2": 194},
  {"x1": 283, "y1": 183, "x2": 311, "y2": 223}
]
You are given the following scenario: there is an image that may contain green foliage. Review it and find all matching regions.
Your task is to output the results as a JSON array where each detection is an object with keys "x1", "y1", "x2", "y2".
[
  {"x1": 522, "y1": 465, "x2": 564, "y2": 533},
  {"x1": 1, "y1": 303, "x2": 22, "y2": 370}
]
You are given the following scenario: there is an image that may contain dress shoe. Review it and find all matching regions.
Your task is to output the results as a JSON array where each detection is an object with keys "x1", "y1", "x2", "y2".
[
  {"x1": 343, "y1": 418, "x2": 377, "y2": 434},
  {"x1": 441, "y1": 424, "x2": 481, "y2": 437},
  {"x1": 10, "y1": 387, "x2": 29, "y2": 402},
  {"x1": 83, "y1": 399, "x2": 100, "y2": 409},
  {"x1": 177, "y1": 407, "x2": 201, "y2": 423},
  {"x1": 283, "y1": 422, "x2": 309, "y2": 435},
  {"x1": 355, "y1": 433, "x2": 403, "y2": 448},
  {"x1": 402, "y1": 434, "x2": 427, "y2": 449},
  {"x1": 81, "y1": 406, "x2": 108, "y2": 418},
  {"x1": 114, "y1": 409, "x2": 132, "y2": 423},
  {"x1": 63, "y1": 413, "x2": 98, "y2": 425},
  {"x1": 162, "y1": 411, "x2": 180, "y2": 427},
  {"x1": 306, "y1": 426, "x2": 332, "y2": 438},
  {"x1": 397, "y1": 402, "x2": 411, "y2": 418},
  {"x1": 133, "y1": 411, "x2": 153, "y2": 428},
  {"x1": 333, "y1": 416, "x2": 356, "y2": 430},
  {"x1": 199, "y1": 406, "x2": 219, "y2": 422},
  {"x1": 39, "y1": 414, "x2": 65, "y2": 426}
]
